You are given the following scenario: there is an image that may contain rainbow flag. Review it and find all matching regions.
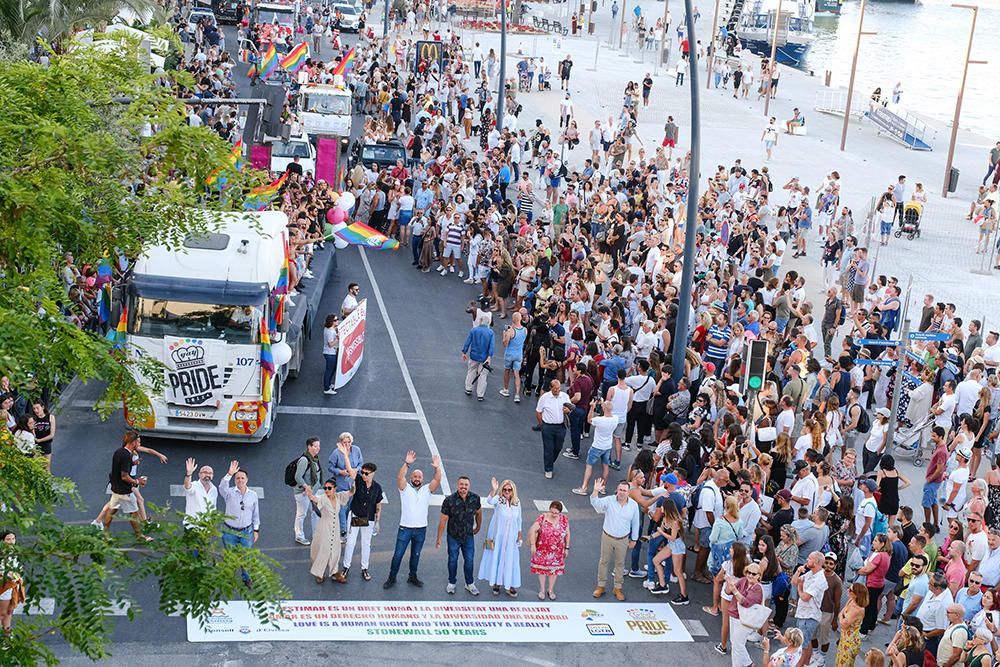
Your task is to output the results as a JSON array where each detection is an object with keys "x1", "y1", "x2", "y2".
[
  {"x1": 280, "y1": 42, "x2": 309, "y2": 73},
  {"x1": 259, "y1": 325, "x2": 275, "y2": 405},
  {"x1": 259, "y1": 44, "x2": 279, "y2": 80},
  {"x1": 720, "y1": 218, "x2": 730, "y2": 246},
  {"x1": 106, "y1": 305, "x2": 128, "y2": 349},
  {"x1": 206, "y1": 139, "x2": 244, "y2": 188},
  {"x1": 275, "y1": 242, "x2": 289, "y2": 295},
  {"x1": 248, "y1": 63, "x2": 258, "y2": 79},
  {"x1": 98, "y1": 283, "x2": 112, "y2": 325},
  {"x1": 333, "y1": 221, "x2": 400, "y2": 251},
  {"x1": 243, "y1": 172, "x2": 288, "y2": 211},
  {"x1": 331, "y1": 47, "x2": 355, "y2": 77}
]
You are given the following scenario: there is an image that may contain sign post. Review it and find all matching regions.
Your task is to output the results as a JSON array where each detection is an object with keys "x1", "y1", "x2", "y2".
[{"x1": 335, "y1": 299, "x2": 367, "y2": 390}]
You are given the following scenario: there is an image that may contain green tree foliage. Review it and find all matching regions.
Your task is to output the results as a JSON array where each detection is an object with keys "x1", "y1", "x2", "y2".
[{"x1": 0, "y1": 48, "x2": 284, "y2": 665}]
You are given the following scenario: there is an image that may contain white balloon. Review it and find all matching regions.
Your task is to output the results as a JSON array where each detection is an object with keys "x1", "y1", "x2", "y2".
[
  {"x1": 337, "y1": 192, "x2": 356, "y2": 210},
  {"x1": 334, "y1": 237, "x2": 350, "y2": 249},
  {"x1": 271, "y1": 340, "x2": 293, "y2": 366}
]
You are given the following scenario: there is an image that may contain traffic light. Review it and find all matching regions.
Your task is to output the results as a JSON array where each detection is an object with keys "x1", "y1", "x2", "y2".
[{"x1": 742, "y1": 340, "x2": 769, "y2": 395}]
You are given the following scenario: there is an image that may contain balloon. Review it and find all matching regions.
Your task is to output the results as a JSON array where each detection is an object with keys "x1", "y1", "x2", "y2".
[
  {"x1": 334, "y1": 237, "x2": 349, "y2": 249},
  {"x1": 337, "y1": 192, "x2": 356, "y2": 210},
  {"x1": 271, "y1": 340, "x2": 293, "y2": 366},
  {"x1": 330, "y1": 208, "x2": 348, "y2": 224},
  {"x1": 329, "y1": 191, "x2": 339, "y2": 203},
  {"x1": 325, "y1": 209, "x2": 337, "y2": 224}
]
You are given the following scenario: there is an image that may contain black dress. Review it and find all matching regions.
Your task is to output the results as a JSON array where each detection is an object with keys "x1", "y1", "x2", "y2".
[{"x1": 877, "y1": 472, "x2": 901, "y2": 517}]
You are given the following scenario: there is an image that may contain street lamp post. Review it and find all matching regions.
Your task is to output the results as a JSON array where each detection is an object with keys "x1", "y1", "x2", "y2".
[
  {"x1": 762, "y1": 0, "x2": 783, "y2": 117},
  {"x1": 656, "y1": 0, "x2": 670, "y2": 74},
  {"x1": 671, "y1": 0, "x2": 701, "y2": 376},
  {"x1": 383, "y1": 0, "x2": 390, "y2": 38},
  {"x1": 942, "y1": 4, "x2": 986, "y2": 198},
  {"x1": 839, "y1": 0, "x2": 876, "y2": 151},
  {"x1": 497, "y1": 0, "x2": 507, "y2": 123},
  {"x1": 704, "y1": 0, "x2": 720, "y2": 90}
]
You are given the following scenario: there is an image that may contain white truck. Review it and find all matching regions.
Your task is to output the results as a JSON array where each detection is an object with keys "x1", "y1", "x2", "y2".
[
  {"x1": 298, "y1": 83, "x2": 353, "y2": 152},
  {"x1": 264, "y1": 132, "x2": 317, "y2": 175},
  {"x1": 123, "y1": 211, "x2": 308, "y2": 441}
]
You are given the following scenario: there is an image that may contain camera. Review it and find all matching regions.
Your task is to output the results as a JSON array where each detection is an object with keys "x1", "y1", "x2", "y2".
[{"x1": 481, "y1": 361, "x2": 493, "y2": 372}]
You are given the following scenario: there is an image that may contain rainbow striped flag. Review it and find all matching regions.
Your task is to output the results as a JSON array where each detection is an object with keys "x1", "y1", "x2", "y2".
[
  {"x1": 106, "y1": 305, "x2": 128, "y2": 349},
  {"x1": 206, "y1": 139, "x2": 244, "y2": 188},
  {"x1": 243, "y1": 172, "x2": 288, "y2": 210},
  {"x1": 333, "y1": 221, "x2": 400, "y2": 251},
  {"x1": 280, "y1": 42, "x2": 309, "y2": 73},
  {"x1": 260, "y1": 44, "x2": 279, "y2": 80},
  {"x1": 260, "y1": 325, "x2": 275, "y2": 405},
  {"x1": 274, "y1": 242, "x2": 289, "y2": 295},
  {"x1": 331, "y1": 47, "x2": 355, "y2": 77}
]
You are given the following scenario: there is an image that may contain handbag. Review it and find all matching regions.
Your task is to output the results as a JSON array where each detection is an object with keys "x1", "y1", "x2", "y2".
[
  {"x1": 351, "y1": 515, "x2": 370, "y2": 527},
  {"x1": 738, "y1": 601, "x2": 771, "y2": 629},
  {"x1": 757, "y1": 426, "x2": 777, "y2": 442},
  {"x1": 483, "y1": 539, "x2": 495, "y2": 550}
]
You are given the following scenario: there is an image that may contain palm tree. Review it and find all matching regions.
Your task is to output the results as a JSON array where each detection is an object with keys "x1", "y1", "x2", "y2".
[{"x1": 0, "y1": 0, "x2": 155, "y2": 49}]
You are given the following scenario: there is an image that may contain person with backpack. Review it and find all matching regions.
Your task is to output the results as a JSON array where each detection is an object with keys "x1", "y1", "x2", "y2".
[
  {"x1": 842, "y1": 388, "x2": 870, "y2": 460},
  {"x1": 854, "y1": 479, "x2": 886, "y2": 558},
  {"x1": 290, "y1": 436, "x2": 324, "y2": 546}
]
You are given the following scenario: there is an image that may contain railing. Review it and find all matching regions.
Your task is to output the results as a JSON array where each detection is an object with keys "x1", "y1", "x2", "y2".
[{"x1": 813, "y1": 89, "x2": 868, "y2": 119}]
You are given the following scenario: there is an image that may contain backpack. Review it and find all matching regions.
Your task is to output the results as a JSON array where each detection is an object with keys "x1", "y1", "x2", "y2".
[
  {"x1": 284, "y1": 454, "x2": 306, "y2": 487},
  {"x1": 853, "y1": 403, "x2": 872, "y2": 434},
  {"x1": 864, "y1": 499, "x2": 888, "y2": 538}
]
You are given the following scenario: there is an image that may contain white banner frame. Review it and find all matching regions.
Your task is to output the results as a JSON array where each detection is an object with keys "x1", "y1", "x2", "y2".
[
  {"x1": 186, "y1": 600, "x2": 693, "y2": 643},
  {"x1": 334, "y1": 298, "x2": 367, "y2": 390}
]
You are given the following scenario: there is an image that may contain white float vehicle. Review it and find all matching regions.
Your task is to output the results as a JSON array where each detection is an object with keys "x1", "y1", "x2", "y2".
[
  {"x1": 123, "y1": 211, "x2": 301, "y2": 442},
  {"x1": 265, "y1": 132, "x2": 317, "y2": 175},
  {"x1": 298, "y1": 83, "x2": 353, "y2": 152}
]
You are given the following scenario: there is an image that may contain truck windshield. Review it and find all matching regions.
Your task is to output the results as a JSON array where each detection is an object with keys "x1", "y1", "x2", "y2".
[
  {"x1": 302, "y1": 93, "x2": 351, "y2": 116},
  {"x1": 270, "y1": 140, "x2": 311, "y2": 158},
  {"x1": 131, "y1": 298, "x2": 260, "y2": 344},
  {"x1": 361, "y1": 145, "x2": 405, "y2": 164},
  {"x1": 257, "y1": 9, "x2": 294, "y2": 24}
]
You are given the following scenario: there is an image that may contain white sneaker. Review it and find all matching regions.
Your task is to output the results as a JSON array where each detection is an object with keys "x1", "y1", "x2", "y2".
[
  {"x1": 463, "y1": 278, "x2": 475, "y2": 284},
  {"x1": 447, "y1": 583, "x2": 456, "y2": 594},
  {"x1": 289, "y1": 289, "x2": 299, "y2": 296},
  {"x1": 514, "y1": 394, "x2": 521, "y2": 403},
  {"x1": 499, "y1": 388, "x2": 510, "y2": 397},
  {"x1": 436, "y1": 265, "x2": 445, "y2": 272},
  {"x1": 465, "y1": 583, "x2": 480, "y2": 596},
  {"x1": 303, "y1": 270, "x2": 315, "y2": 278},
  {"x1": 642, "y1": 579, "x2": 655, "y2": 590},
  {"x1": 544, "y1": 471, "x2": 553, "y2": 479},
  {"x1": 669, "y1": 574, "x2": 679, "y2": 583},
  {"x1": 91, "y1": 519, "x2": 104, "y2": 530},
  {"x1": 324, "y1": 388, "x2": 337, "y2": 395},
  {"x1": 449, "y1": 266, "x2": 455, "y2": 273},
  {"x1": 457, "y1": 269, "x2": 463, "y2": 277}
]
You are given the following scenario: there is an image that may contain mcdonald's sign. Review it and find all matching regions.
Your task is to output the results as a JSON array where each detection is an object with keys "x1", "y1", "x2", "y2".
[{"x1": 414, "y1": 40, "x2": 443, "y2": 73}]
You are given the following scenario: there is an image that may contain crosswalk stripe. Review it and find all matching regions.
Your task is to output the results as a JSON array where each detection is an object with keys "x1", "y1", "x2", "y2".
[{"x1": 681, "y1": 619, "x2": 709, "y2": 636}]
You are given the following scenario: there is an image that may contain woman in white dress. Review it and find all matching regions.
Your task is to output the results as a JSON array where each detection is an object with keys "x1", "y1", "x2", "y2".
[
  {"x1": 304, "y1": 442, "x2": 355, "y2": 584},
  {"x1": 478, "y1": 478, "x2": 523, "y2": 597}
]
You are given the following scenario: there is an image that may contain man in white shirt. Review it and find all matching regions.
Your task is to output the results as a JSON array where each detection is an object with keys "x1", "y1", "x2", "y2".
[
  {"x1": 182, "y1": 457, "x2": 218, "y2": 528},
  {"x1": 965, "y1": 513, "x2": 989, "y2": 570},
  {"x1": 916, "y1": 573, "x2": 955, "y2": 656},
  {"x1": 979, "y1": 530, "x2": 1000, "y2": 587},
  {"x1": 341, "y1": 282, "x2": 360, "y2": 317},
  {"x1": 943, "y1": 447, "x2": 971, "y2": 519},
  {"x1": 933, "y1": 380, "x2": 958, "y2": 431},
  {"x1": 775, "y1": 396, "x2": 796, "y2": 437},
  {"x1": 573, "y1": 398, "x2": 618, "y2": 496},
  {"x1": 854, "y1": 479, "x2": 879, "y2": 557},
  {"x1": 793, "y1": 551, "x2": 829, "y2": 667},
  {"x1": 535, "y1": 379, "x2": 571, "y2": 479},
  {"x1": 737, "y1": 480, "x2": 762, "y2": 546},
  {"x1": 384, "y1": 451, "x2": 442, "y2": 589},
  {"x1": 789, "y1": 460, "x2": 819, "y2": 515},
  {"x1": 634, "y1": 321, "x2": 659, "y2": 360},
  {"x1": 955, "y1": 366, "x2": 984, "y2": 416}
]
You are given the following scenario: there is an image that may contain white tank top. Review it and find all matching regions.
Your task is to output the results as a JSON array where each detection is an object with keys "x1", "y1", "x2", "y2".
[{"x1": 610, "y1": 384, "x2": 632, "y2": 422}]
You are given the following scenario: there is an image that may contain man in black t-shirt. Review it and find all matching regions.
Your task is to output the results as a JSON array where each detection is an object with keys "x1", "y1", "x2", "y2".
[{"x1": 103, "y1": 430, "x2": 149, "y2": 539}]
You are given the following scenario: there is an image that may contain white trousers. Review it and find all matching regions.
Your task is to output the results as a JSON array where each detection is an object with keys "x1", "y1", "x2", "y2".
[
  {"x1": 293, "y1": 492, "x2": 318, "y2": 541},
  {"x1": 729, "y1": 616, "x2": 754, "y2": 667},
  {"x1": 342, "y1": 519, "x2": 374, "y2": 569}
]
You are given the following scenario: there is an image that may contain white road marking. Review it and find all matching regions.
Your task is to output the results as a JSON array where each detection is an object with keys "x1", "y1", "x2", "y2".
[
  {"x1": 107, "y1": 600, "x2": 132, "y2": 616},
  {"x1": 359, "y1": 247, "x2": 451, "y2": 495},
  {"x1": 14, "y1": 598, "x2": 55, "y2": 615},
  {"x1": 681, "y1": 619, "x2": 709, "y2": 636},
  {"x1": 169, "y1": 484, "x2": 264, "y2": 499},
  {"x1": 277, "y1": 406, "x2": 420, "y2": 420}
]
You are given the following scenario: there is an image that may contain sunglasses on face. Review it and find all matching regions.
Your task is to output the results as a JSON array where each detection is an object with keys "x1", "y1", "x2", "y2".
[{"x1": 324, "y1": 486, "x2": 335, "y2": 490}]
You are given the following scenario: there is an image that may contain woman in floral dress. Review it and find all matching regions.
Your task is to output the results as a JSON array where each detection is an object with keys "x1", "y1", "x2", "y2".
[
  {"x1": 835, "y1": 583, "x2": 868, "y2": 667},
  {"x1": 528, "y1": 500, "x2": 570, "y2": 600}
]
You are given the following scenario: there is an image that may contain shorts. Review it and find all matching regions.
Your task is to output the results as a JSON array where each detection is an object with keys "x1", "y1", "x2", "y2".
[
  {"x1": 613, "y1": 422, "x2": 626, "y2": 439},
  {"x1": 0, "y1": 588, "x2": 11, "y2": 601},
  {"x1": 851, "y1": 284, "x2": 865, "y2": 304},
  {"x1": 922, "y1": 481, "x2": 942, "y2": 508},
  {"x1": 667, "y1": 537, "x2": 686, "y2": 555},
  {"x1": 443, "y1": 243, "x2": 462, "y2": 259},
  {"x1": 663, "y1": 138, "x2": 676, "y2": 148},
  {"x1": 398, "y1": 209, "x2": 413, "y2": 226},
  {"x1": 765, "y1": 140, "x2": 775, "y2": 150},
  {"x1": 816, "y1": 611, "x2": 833, "y2": 646},
  {"x1": 550, "y1": 177, "x2": 561, "y2": 188},
  {"x1": 880, "y1": 221, "x2": 892, "y2": 235},
  {"x1": 698, "y1": 528, "x2": 712, "y2": 548},
  {"x1": 504, "y1": 355, "x2": 523, "y2": 371},
  {"x1": 796, "y1": 617, "x2": 820, "y2": 644},
  {"x1": 587, "y1": 446, "x2": 612, "y2": 466},
  {"x1": 602, "y1": 140, "x2": 611, "y2": 151},
  {"x1": 108, "y1": 491, "x2": 139, "y2": 514},
  {"x1": 37, "y1": 439, "x2": 52, "y2": 455}
]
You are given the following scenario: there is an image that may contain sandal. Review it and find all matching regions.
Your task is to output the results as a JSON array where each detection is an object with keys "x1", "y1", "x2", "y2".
[
  {"x1": 702, "y1": 605, "x2": 720, "y2": 617},
  {"x1": 314, "y1": 576, "x2": 324, "y2": 584},
  {"x1": 548, "y1": 591, "x2": 557, "y2": 600},
  {"x1": 538, "y1": 590, "x2": 546, "y2": 600}
]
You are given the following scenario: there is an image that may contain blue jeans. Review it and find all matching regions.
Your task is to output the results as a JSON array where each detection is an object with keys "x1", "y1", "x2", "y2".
[
  {"x1": 540, "y1": 423, "x2": 565, "y2": 472},
  {"x1": 412, "y1": 234, "x2": 423, "y2": 264},
  {"x1": 388, "y1": 526, "x2": 427, "y2": 580},
  {"x1": 338, "y1": 501, "x2": 350, "y2": 537},
  {"x1": 447, "y1": 534, "x2": 476, "y2": 585},
  {"x1": 323, "y1": 353, "x2": 337, "y2": 390},
  {"x1": 222, "y1": 526, "x2": 254, "y2": 583},
  {"x1": 568, "y1": 406, "x2": 587, "y2": 455},
  {"x1": 646, "y1": 533, "x2": 666, "y2": 582}
]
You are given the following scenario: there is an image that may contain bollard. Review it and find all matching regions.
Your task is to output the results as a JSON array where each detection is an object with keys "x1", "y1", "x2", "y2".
[{"x1": 824, "y1": 70, "x2": 831, "y2": 87}]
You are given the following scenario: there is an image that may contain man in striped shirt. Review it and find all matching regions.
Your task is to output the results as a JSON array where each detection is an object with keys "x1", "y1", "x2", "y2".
[
  {"x1": 437, "y1": 205, "x2": 465, "y2": 276},
  {"x1": 704, "y1": 312, "x2": 732, "y2": 377}
]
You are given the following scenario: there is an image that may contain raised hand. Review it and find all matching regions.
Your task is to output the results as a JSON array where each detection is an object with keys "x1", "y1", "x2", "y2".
[
  {"x1": 228, "y1": 460, "x2": 240, "y2": 476},
  {"x1": 185, "y1": 458, "x2": 197, "y2": 476},
  {"x1": 405, "y1": 450, "x2": 417, "y2": 465},
  {"x1": 491, "y1": 477, "x2": 499, "y2": 492},
  {"x1": 431, "y1": 455, "x2": 441, "y2": 469},
  {"x1": 594, "y1": 478, "x2": 606, "y2": 494}
]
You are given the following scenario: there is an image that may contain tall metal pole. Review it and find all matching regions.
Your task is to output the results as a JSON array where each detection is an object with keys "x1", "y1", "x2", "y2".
[
  {"x1": 657, "y1": 0, "x2": 670, "y2": 73},
  {"x1": 619, "y1": 0, "x2": 627, "y2": 48},
  {"x1": 497, "y1": 0, "x2": 507, "y2": 123},
  {"x1": 885, "y1": 276, "x2": 913, "y2": 446},
  {"x1": 704, "y1": 0, "x2": 720, "y2": 90},
  {"x1": 383, "y1": 0, "x2": 390, "y2": 38},
  {"x1": 762, "y1": 0, "x2": 783, "y2": 116},
  {"x1": 942, "y1": 4, "x2": 984, "y2": 198},
  {"x1": 839, "y1": 0, "x2": 868, "y2": 151},
  {"x1": 671, "y1": 0, "x2": 701, "y2": 376}
]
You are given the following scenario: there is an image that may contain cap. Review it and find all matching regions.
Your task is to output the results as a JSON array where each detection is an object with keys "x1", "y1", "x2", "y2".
[
  {"x1": 824, "y1": 552, "x2": 838, "y2": 562},
  {"x1": 775, "y1": 489, "x2": 792, "y2": 500},
  {"x1": 875, "y1": 407, "x2": 891, "y2": 418},
  {"x1": 862, "y1": 479, "x2": 878, "y2": 492},
  {"x1": 663, "y1": 473, "x2": 679, "y2": 485},
  {"x1": 793, "y1": 460, "x2": 809, "y2": 472}
]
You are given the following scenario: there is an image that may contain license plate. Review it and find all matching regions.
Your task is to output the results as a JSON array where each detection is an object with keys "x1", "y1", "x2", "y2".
[{"x1": 171, "y1": 408, "x2": 215, "y2": 419}]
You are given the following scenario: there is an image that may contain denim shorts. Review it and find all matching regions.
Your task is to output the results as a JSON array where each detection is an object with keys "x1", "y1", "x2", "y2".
[
  {"x1": 922, "y1": 481, "x2": 942, "y2": 508},
  {"x1": 504, "y1": 355, "x2": 522, "y2": 371},
  {"x1": 796, "y1": 617, "x2": 820, "y2": 644},
  {"x1": 667, "y1": 538, "x2": 687, "y2": 555},
  {"x1": 698, "y1": 528, "x2": 712, "y2": 548},
  {"x1": 881, "y1": 221, "x2": 893, "y2": 235},
  {"x1": 587, "y1": 447, "x2": 612, "y2": 466}
]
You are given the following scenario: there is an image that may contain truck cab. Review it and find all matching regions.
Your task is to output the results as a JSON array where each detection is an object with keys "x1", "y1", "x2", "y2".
[
  {"x1": 298, "y1": 83, "x2": 352, "y2": 152},
  {"x1": 264, "y1": 132, "x2": 317, "y2": 176},
  {"x1": 252, "y1": 1, "x2": 298, "y2": 50}
]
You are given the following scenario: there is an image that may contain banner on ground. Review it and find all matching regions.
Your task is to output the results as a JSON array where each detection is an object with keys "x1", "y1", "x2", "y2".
[
  {"x1": 186, "y1": 600, "x2": 693, "y2": 643},
  {"x1": 163, "y1": 336, "x2": 227, "y2": 408},
  {"x1": 335, "y1": 298, "x2": 366, "y2": 389}
]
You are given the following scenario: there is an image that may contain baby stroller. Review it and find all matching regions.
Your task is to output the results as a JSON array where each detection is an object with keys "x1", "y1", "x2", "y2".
[
  {"x1": 894, "y1": 201, "x2": 923, "y2": 240},
  {"x1": 891, "y1": 413, "x2": 934, "y2": 467}
]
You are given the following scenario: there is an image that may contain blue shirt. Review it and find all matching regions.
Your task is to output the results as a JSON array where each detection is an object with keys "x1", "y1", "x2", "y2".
[
  {"x1": 462, "y1": 325, "x2": 495, "y2": 363},
  {"x1": 327, "y1": 445, "x2": 364, "y2": 492},
  {"x1": 705, "y1": 324, "x2": 732, "y2": 359},
  {"x1": 599, "y1": 354, "x2": 627, "y2": 384},
  {"x1": 415, "y1": 187, "x2": 434, "y2": 211},
  {"x1": 591, "y1": 494, "x2": 641, "y2": 540},
  {"x1": 956, "y1": 588, "x2": 984, "y2": 622}
]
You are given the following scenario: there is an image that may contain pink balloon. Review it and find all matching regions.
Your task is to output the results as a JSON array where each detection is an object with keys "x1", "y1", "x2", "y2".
[
  {"x1": 325, "y1": 208, "x2": 337, "y2": 224},
  {"x1": 330, "y1": 208, "x2": 347, "y2": 224}
]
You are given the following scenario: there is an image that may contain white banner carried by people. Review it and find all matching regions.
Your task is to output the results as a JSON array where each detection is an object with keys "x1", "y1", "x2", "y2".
[
  {"x1": 163, "y1": 336, "x2": 227, "y2": 408},
  {"x1": 334, "y1": 298, "x2": 367, "y2": 389},
  {"x1": 186, "y1": 600, "x2": 693, "y2": 643}
]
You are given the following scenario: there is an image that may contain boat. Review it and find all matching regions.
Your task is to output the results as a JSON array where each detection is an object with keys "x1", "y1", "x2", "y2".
[
  {"x1": 735, "y1": 0, "x2": 815, "y2": 67},
  {"x1": 814, "y1": 0, "x2": 841, "y2": 16}
]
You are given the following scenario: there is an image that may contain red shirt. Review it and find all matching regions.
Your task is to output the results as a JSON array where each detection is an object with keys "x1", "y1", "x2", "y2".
[
  {"x1": 926, "y1": 443, "x2": 948, "y2": 483},
  {"x1": 727, "y1": 577, "x2": 763, "y2": 619},
  {"x1": 570, "y1": 374, "x2": 595, "y2": 409}
]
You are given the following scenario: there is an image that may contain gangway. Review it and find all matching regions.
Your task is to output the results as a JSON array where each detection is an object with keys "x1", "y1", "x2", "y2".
[{"x1": 813, "y1": 90, "x2": 936, "y2": 151}]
